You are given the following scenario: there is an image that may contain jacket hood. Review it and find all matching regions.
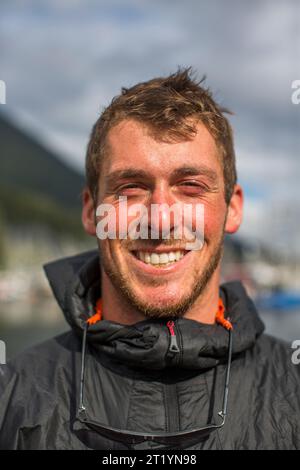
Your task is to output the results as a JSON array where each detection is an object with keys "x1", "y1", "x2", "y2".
[{"x1": 44, "y1": 250, "x2": 265, "y2": 371}]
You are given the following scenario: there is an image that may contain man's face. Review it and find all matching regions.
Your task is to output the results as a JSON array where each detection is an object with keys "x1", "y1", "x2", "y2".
[{"x1": 92, "y1": 119, "x2": 232, "y2": 318}]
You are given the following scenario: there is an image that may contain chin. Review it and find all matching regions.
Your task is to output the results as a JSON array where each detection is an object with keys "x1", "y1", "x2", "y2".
[
  {"x1": 143, "y1": 297, "x2": 178, "y2": 312},
  {"x1": 136, "y1": 282, "x2": 185, "y2": 303},
  {"x1": 128, "y1": 284, "x2": 194, "y2": 319}
]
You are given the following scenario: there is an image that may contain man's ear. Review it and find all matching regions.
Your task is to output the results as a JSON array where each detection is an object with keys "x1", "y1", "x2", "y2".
[
  {"x1": 81, "y1": 187, "x2": 97, "y2": 236},
  {"x1": 224, "y1": 184, "x2": 244, "y2": 234}
]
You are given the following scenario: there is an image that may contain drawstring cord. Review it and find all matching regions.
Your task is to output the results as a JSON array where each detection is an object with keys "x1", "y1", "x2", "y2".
[
  {"x1": 215, "y1": 298, "x2": 233, "y2": 330},
  {"x1": 87, "y1": 299, "x2": 102, "y2": 325}
]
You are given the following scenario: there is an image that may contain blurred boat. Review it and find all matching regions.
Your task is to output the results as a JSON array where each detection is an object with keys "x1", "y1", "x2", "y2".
[{"x1": 255, "y1": 290, "x2": 300, "y2": 311}]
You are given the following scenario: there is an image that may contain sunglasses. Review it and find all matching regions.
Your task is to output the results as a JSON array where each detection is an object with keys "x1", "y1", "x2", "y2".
[{"x1": 76, "y1": 321, "x2": 233, "y2": 449}]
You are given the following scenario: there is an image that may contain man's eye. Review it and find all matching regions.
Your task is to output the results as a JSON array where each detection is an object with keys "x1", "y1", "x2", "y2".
[
  {"x1": 117, "y1": 184, "x2": 146, "y2": 195},
  {"x1": 120, "y1": 184, "x2": 139, "y2": 189},
  {"x1": 179, "y1": 181, "x2": 207, "y2": 189},
  {"x1": 176, "y1": 181, "x2": 209, "y2": 197}
]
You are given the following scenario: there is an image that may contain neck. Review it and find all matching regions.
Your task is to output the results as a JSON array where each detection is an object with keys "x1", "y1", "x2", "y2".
[
  {"x1": 184, "y1": 268, "x2": 221, "y2": 324},
  {"x1": 100, "y1": 267, "x2": 221, "y2": 325}
]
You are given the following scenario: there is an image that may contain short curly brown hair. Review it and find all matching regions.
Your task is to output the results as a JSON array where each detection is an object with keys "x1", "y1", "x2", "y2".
[{"x1": 85, "y1": 67, "x2": 237, "y2": 204}]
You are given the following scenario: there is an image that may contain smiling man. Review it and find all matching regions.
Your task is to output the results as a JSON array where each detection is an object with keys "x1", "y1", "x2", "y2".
[
  {"x1": 83, "y1": 116, "x2": 242, "y2": 325},
  {"x1": 1, "y1": 69, "x2": 300, "y2": 450}
]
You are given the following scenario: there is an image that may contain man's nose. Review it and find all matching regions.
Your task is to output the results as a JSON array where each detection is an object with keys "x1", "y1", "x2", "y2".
[{"x1": 146, "y1": 187, "x2": 177, "y2": 239}]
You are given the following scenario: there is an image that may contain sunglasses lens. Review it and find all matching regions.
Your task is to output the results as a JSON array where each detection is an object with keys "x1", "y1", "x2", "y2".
[{"x1": 77, "y1": 414, "x2": 220, "y2": 448}]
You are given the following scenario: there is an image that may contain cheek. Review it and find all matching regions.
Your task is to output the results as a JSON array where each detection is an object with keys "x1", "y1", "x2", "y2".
[
  {"x1": 114, "y1": 203, "x2": 144, "y2": 239},
  {"x1": 203, "y1": 202, "x2": 226, "y2": 240},
  {"x1": 99, "y1": 238, "x2": 118, "y2": 264}
]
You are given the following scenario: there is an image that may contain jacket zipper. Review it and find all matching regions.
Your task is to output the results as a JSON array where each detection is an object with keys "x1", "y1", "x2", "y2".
[
  {"x1": 166, "y1": 320, "x2": 180, "y2": 355},
  {"x1": 165, "y1": 320, "x2": 181, "y2": 432}
]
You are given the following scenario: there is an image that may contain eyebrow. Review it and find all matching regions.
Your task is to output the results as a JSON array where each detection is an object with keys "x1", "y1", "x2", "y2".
[
  {"x1": 171, "y1": 165, "x2": 218, "y2": 183},
  {"x1": 106, "y1": 169, "x2": 150, "y2": 187}
]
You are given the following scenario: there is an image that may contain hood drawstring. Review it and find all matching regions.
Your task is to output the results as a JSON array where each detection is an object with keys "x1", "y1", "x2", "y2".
[
  {"x1": 216, "y1": 298, "x2": 233, "y2": 330},
  {"x1": 86, "y1": 297, "x2": 233, "y2": 331},
  {"x1": 87, "y1": 299, "x2": 102, "y2": 325}
]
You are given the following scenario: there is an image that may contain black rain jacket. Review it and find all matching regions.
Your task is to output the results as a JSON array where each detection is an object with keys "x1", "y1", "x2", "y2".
[{"x1": 0, "y1": 250, "x2": 300, "y2": 450}]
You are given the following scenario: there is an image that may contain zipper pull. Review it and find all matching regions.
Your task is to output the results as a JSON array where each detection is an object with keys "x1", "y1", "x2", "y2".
[{"x1": 166, "y1": 320, "x2": 180, "y2": 354}]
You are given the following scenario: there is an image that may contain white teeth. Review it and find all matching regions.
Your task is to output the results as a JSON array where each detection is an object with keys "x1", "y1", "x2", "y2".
[
  {"x1": 159, "y1": 253, "x2": 169, "y2": 264},
  {"x1": 150, "y1": 253, "x2": 160, "y2": 264},
  {"x1": 135, "y1": 250, "x2": 187, "y2": 266}
]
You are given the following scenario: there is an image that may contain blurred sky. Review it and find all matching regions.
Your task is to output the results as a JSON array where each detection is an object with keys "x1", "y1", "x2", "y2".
[{"x1": 0, "y1": 0, "x2": 299, "y2": 254}]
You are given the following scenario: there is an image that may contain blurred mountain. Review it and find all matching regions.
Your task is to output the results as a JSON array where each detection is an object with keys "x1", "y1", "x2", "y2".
[
  {"x1": 0, "y1": 113, "x2": 90, "y2": 267},
  {"x1": 0, "y1": 113, "x2": 84, "y2": 209}
]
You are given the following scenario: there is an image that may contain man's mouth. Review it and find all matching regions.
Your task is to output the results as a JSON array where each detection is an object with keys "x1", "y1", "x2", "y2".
[{"x1": 132, "y1": 249, "x2": 189, "y2": 268}]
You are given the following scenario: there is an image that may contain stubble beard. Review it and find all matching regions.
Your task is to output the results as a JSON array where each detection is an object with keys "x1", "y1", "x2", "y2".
[{"x1": 99, "y1": 233, "x2": 225, "y2": 320}]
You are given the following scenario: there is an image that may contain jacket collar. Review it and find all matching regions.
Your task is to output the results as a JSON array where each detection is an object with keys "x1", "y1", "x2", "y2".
[{"x1": 44, "y1": 250, "x2": 265, "y2": 371}]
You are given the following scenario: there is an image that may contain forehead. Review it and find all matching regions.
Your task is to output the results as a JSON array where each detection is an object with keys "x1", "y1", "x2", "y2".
[{"x1": 103, "y1": 119, "x2": 222, "y2": 177}]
